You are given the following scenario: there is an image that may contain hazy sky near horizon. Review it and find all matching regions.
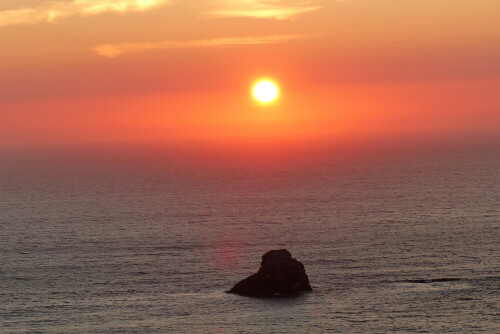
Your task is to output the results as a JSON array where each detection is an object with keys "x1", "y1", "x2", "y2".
[{"x1": 1, "y1": 0, "x2": 499, "y2": 147}]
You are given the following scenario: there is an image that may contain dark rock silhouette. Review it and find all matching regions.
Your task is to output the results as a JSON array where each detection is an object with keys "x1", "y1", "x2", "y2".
[{"x1": 227, "y1": 249, "x2": 312, "y2": 297}]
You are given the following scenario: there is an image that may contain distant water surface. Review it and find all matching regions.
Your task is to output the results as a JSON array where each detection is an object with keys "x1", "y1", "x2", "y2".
[{"x1": 0, "y1": 144, "x2": 499, "y2": 333}]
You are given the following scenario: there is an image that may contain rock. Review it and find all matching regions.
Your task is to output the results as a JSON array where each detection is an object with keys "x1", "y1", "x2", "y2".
[
  {"x1": 227, "y1": 249, "x2": 312, "y2": 297},
  {"x1": 404, "y1": 278, "x2": 461, "y2": 284}
]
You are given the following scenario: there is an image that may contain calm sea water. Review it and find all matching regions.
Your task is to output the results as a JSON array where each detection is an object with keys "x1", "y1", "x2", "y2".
[{"x1": 1, "y1": 144, "x2": 499, "y2": 333}]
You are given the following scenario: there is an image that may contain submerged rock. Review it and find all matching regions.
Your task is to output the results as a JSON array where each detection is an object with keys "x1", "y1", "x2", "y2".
[
  {"x1": 227, "y1": 249, "x2": 312, "y2": 297},
  {"x1": 404, "y1": 278, "x2": 461, "y2": 284}
]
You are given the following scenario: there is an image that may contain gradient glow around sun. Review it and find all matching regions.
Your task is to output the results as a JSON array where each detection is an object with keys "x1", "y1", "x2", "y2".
[{"x1": 252, "y1": 80, "x2": 279, "y2": 103}]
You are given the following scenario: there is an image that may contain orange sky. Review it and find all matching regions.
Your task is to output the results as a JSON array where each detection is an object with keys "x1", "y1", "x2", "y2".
[{"x1": 1, "y1": 0, "x2": 499, "y2": 148}]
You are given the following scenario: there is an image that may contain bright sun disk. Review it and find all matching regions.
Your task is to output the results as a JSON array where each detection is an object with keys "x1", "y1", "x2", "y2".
[{"x1": 252, "y1": 80, "x2": 279, "y2": 103}]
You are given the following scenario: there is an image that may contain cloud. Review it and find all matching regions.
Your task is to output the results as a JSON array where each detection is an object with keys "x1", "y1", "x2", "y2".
[
  {"x1": 0, "y1": 1, "x2": 341, "y2": 27},
  {"x1": 0, "y1": 0, "x2": 169, "y2": 27},
  {"x1": 94, "y1": 34, "x2": 310, "y2": 58},
  {"x1": 207, "y1": 0, "x2": 323, "y2": 20}
]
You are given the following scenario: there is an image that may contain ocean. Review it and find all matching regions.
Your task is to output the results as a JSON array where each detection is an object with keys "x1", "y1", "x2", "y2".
[{"x1": 1, "y1": 143, "x2": 498, "y2": 333}]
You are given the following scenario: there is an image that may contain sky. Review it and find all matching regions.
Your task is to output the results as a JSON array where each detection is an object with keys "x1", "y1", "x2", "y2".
[{"x1": 1, "y1": 0, "x2": 499, "y2": 149}]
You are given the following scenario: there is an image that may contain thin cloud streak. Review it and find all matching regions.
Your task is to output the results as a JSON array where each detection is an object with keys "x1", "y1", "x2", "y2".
[
  {"x1": 94, "y1": 34, "x2": 311, "y2": 58},
  {"x1": 0, "y1": 0, "x2": 169, "y2": 27},
  {"x1": 208, "y1": 0, "x2": 324, "y2": 20}
]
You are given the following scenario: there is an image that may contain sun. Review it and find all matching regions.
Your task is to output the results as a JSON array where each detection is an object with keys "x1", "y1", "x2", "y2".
[{"x1": 252, "y1": 79, "x2": 279, "y2": 104}]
